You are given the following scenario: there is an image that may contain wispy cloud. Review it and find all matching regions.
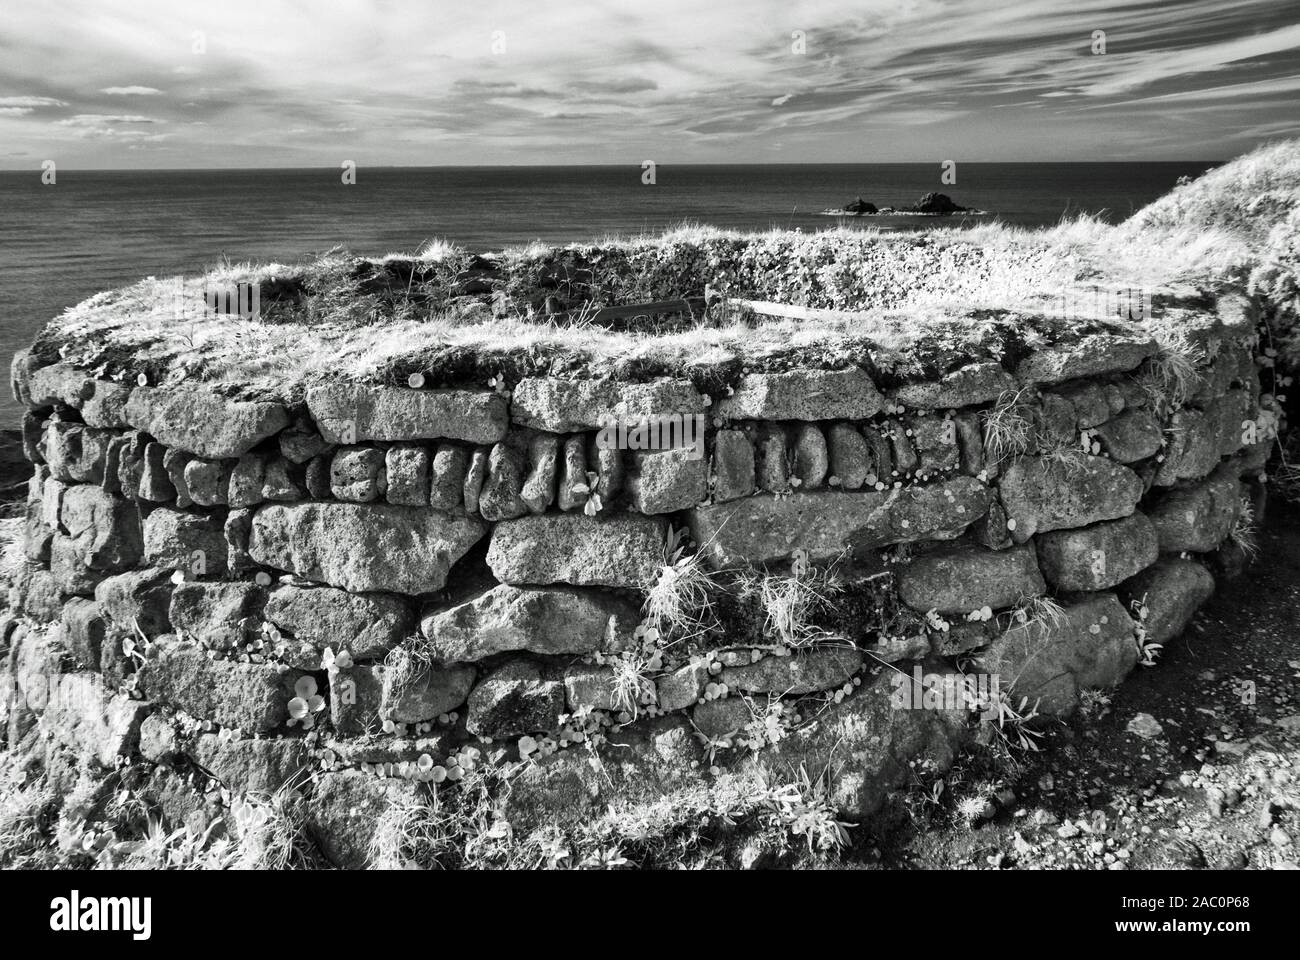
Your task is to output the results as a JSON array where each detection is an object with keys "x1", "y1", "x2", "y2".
[
  {"x1": 0, "y1": 0, "x2": 1295, "y2": 166},
  {"x1": 100, "y1": 85, "x2": 163, "y2": 95}
]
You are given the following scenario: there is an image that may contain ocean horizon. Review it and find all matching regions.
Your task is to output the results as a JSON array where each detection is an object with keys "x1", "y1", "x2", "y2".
[{"x1": 0, "y1": 161, "x2": 1218, "y2": 426}]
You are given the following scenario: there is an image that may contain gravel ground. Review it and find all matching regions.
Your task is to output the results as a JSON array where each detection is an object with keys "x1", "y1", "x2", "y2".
[{"x1": 876, "y1": 497, "x2": 1300, "y2": 871}]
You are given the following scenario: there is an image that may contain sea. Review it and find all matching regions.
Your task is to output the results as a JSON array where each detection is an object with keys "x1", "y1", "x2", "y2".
[{"x1": 0, "y1": 161, "x2": 1218, "y2": 427}]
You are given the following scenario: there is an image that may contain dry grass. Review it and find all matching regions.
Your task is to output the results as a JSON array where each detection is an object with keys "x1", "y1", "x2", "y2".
[{"x1": 28, "y1": 139, "x2": 1300, "y2": 406}]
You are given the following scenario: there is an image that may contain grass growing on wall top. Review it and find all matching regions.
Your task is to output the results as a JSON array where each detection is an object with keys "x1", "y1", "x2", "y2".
[{"x1": 31, "y1": 139, "x2": 1300, "y2": 399}]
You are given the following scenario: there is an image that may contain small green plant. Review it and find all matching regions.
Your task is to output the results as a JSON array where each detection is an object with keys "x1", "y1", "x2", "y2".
[
  {"x1": 1229, "y1": 495, "x2": 1260, "y2": 560},
  {"x1": 984, "y1": 692, "x2": 1045, "y2": 755},
  {"x1": 955, "y1": 787, "x2": 995, "y2": 828},
  {"x1": 1136, "y1": 328, "x2": 1205, "y2": 417},
  {"x1": 642, "y1": 526, "x2": 719, "y2": 644},
  {"x1": 981, "y1": 387, "x2": 1035, "y2": 467},
  {"x1": 766, "y1": 764, "x2": 853, "y2": 855},
  {"x1": 1077, "y1": 688, "x2": 1112, "y2": 718},
  {"x1": 1013, "y1": 595, "x2": 1068, "y2": 631}
]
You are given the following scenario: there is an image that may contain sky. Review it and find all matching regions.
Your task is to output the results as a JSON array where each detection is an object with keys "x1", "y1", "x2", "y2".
[{"x1": 0, "y1": 0, "x2": 1298, "y2": 168}]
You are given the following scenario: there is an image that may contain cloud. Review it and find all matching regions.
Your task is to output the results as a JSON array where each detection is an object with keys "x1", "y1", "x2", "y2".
[
  {"x1": 0, "y1": 96, "x2": 66, "y2": 108},
  {"x1": 0, "y1": 0, "x2": 1296, "y2": 165},
  {"x1": 567, "y1": 77, "x2": 658, "y2": 95},
  {"x1": 100, "y1": 85, "x2": 163, "y2": 95}
]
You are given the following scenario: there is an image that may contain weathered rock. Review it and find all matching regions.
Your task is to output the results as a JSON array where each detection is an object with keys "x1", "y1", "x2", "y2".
[
  {"x1": 162, "y1": 448, "x2": 194, "y2": 507},
  {"x1": 1035, "y1": 513, "x2": 1159, "y2": 591},
  {"x1": 26, "y1": 362, "x2": 94, "y2": 409},
  {"x1": 188, "y1": 735, "x2": 311, "y2": 794},
  {"x1": 520, "y1": 433, "x2": 559, "y2": 514},
  {"x1": 692, "y1": 697, "x2": 752, "y2": 739},
  {"x1": 885, "y1": 420, "x2": 919, "y2": 475},
  {"x1": 227, "y1": 454, "x2": 265, "y2": 508},
  {"x1": 307, "y1": 769, "x2": 427, "y2": 869},
  {"x1": 330, "y1": 446, "x2": 386, "y2": 502},
  {"x1": 890, "y1": 362, "x2": 1015, "y2": 409},
  {"x1": 60, "y1": 485, "x2": 143, "y2": 570},
  {"x1": 224, "y1": 508, "x2": 255, "y2": 575},
  {"x1": 305, "y1": 455, "x2": 330, "y2": 499},
  {"x1": 563, "y1": 664, "x2": 621, "y2": 712},
  {"x1": 249, "y1": 502, "x2": 486, "y2": 595},
  {"x1": 656, "y1": 661, "x2": 710, "y2": 712},
  {"x1": 998, "y1": 455, "x2": 1142, "y2": 542},
  {"x1": 478, "y1": 442, "x2": 528, "y2": 521},
  {"x1": 142, "y1": 508, "x2": 227, "y2": 577},
  {"x1": 42, "y1": 672, "x2": 151, "y2": 766},
  {"x1": 139, "y1": 636, "x2": 297, "y2": 731},
  {"x1": 1094, "y1": 409, "x2": 1162, "y2": 463},
  {"x1": 113, "y1": 432, "x2": 149, "y2": 497},
  {"x1": 1054, "y1": 381, "x2": 1111, "y2": 428},
  {"x1": 264, "y1": 584, "x2": 411, "y2": 665},
  {"x1": 179, "y1": 457, "x2": 227, "y2": 507},
  {"x1": 137, "y1": 441, "x2": 176, "y2": 502},
  {"x1": 262, "y1": 456, "x2": 303, "y2": 501},
  {"x1": 419, "y1": 584, "x2": 638, "y2": 661},
  {"x1": 721, "y1": 647, "x2": 862, "y2": 694},
  {"x1": 95, "y1": 568, "x2": 176, "y2": 636},
  {"x1": 61, "y1": 597, "x2": 107, "y2": 668},
  {"x1": 972, "y1": 593, "x2": 1138, "y2": 715},
  {"x1": 1154, "y1": 409, "x2": 1220, "y2": 485},
  {"x1": 748, "y1": 674, "x2": 966, "y2": 819},
  {"x1": 466, "y1": 662, "x2": 564, "y2": 737},
  {"x1": 1035, "y1": 393, "x2": 1076, "y2": 446},
  {"x1": 168, "y1": 581, "x2": 265, "y2": 649},
  {"x1": 791, "y1": 423, "x2": 829, "y2": 489},
  {"x1": 898, "y1": 543, "x2": 1045, "y2": 614},
  {"x1": 589, "y1": 439, "x2": 624, "y2": 509},
  {"x1": 1146, "y1": 465, "x2": 1242, "y2": 552},
  {"x1": 278, "y1": 415, "x2": 333, "y2": 464},
  {"x1": 556, "y1": 436, "x2": 589, "y2": 512},
  {"x1": 864, "y1": 425, "x2": 893, "y2": 481},
  {"x1": 462, "y1": 447, "x2": 490, "y2": 516},
  {"x1": 1015, "y1": 334, "x2": 1156, "y2": 386},
  {"x1": 628, "y1": 446, "x2": 708, "y2": 513},
  {"x1": 429, "y1": 443, "x2": 469, "y2": 512},
  {"x1": 827, "y1": 423, "x2": 869, "y2": 489},
  {"x1": 14, "y1": 565, "x2": 62, "y2": 622},
  {"x1": 909, "y1": 416, "x2": 960, "y2": 475},
  {"x1": 307, "y1": 383, "x2": 507, "y2": 444},
  {"x1": 381, "y1": 661, "x2": 477, "y2": 723},
  {"x1": 42, "y1": 421, "x2": 112, "y2": 484},
  {"x1": 1117, "y1": 558, "x2": 1215, "y2": 645},
  {"x1": 138, "y1": 714, "x2": 180, "y2": 762},
  {"x1": 328, "y1": 663, "x2": 383, "y2": 736},
  {"x1": 954, "y1": 412, "x2": 986, "y2": 476},
  {"x1": 716, "y1": 369, "x2": 883, "y2": 421},
  {"x1": 755, "y1": 424, "x2": 790, "y2": 493},
  {"x1": 487, "y1": 514, "x2": 666, "y2": 589},
  {"x1": 689, "y1": 478, "x2": 992, "y2": 567},
  {"x1": 382, "y1": 444, "x2": 428, "y2": 506},
  {"x1": 512, "y1": 377, "x2": 704, "y2": 432},
  {"x1": 49, "y1": 534, "x2": 108, "y2": 596},
  {"x1": 126, "y1": 386, "x2": 289, "y2": 459},
  {"x1": 1208, "y1": 388, "x2": 1253, "y2": 457}
]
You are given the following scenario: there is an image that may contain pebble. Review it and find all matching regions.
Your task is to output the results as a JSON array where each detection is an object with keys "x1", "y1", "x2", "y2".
[{"x1": 1127, "y1": 712, "x2": 1164, "y2": 739}]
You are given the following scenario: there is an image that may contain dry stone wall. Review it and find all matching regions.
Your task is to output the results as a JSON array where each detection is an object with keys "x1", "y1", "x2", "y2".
[{"x1": 1, "y1": 295, "x2": 1281, "y2": 865}]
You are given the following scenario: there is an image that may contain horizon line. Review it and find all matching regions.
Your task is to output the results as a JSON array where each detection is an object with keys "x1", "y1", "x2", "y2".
[{"x1": 0, "y1": 159, "x2": 1227, "y2": 173}]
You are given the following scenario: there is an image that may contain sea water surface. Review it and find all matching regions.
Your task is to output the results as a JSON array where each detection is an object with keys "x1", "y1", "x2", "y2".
[{"x1": 0, "y1": 161, "x2": 1218, "y2": 426}]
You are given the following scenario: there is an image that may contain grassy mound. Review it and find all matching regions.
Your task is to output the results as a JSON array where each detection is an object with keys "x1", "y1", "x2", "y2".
[{"x1": 32, "y1": 140, "x2": 1300, "y2": 401}]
